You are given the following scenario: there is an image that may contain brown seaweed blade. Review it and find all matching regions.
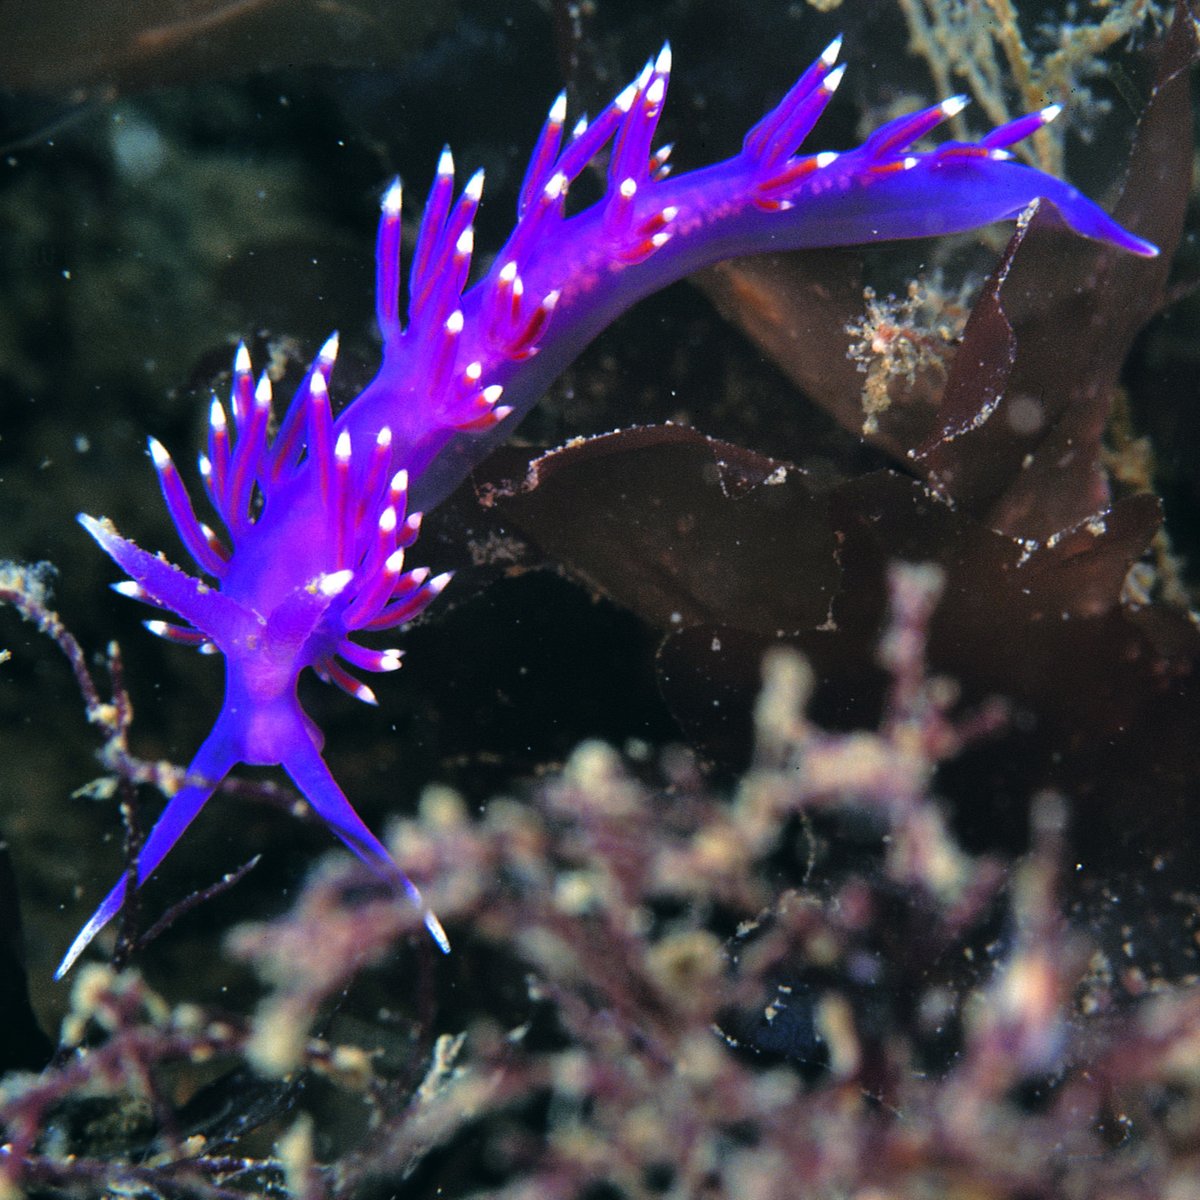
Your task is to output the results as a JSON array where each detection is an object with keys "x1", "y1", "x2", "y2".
[
  {"x1": 486, "y1": 424, "x2": 840, "y2": 637},
  {"x1": 915, "y1": 0, "x2": 1197, "y2": 539},
  {"x1": 485, "y1": 414, "x2": 1198, "y2": 876},
  {"x1": 657, "y1": 466, "x2": 1197, "y2": 875}
]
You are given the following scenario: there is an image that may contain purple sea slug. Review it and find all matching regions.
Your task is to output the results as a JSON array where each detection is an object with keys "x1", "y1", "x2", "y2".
[{"x1": 58, "y1": 37, "x2": 1157, "y2": 978}]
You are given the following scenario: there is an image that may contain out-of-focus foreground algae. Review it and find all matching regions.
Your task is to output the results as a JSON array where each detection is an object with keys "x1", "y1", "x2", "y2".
[{"x1": 4, "y1": 563, "x2": 1200, "y2": 1198}]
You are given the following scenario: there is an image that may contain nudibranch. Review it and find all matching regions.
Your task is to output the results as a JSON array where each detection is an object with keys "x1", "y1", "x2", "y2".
[{"x1": 58, "y1": 37, "x2": 1156, "y2": 978}]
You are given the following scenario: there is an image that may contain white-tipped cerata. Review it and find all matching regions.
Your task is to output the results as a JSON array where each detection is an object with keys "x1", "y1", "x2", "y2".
[
  {"x1": 822, "y1": 63, "x2": 846, "y2": 95},
  {"x1": 382, "y1": 177, "x2": 403, "y2": 215},
  {"x1": 317, "y1": 331, "x2": 340, "y2": 367}
]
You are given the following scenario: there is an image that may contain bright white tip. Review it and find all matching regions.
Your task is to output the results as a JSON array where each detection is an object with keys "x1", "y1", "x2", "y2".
[
  {"x1": 619, "y1": 176, "x2": 637, "y2": 199},
  {"x1": 464, "y1": 360, "x2": 483, "y2": 382},
  {"x1": 145, "y1": 620, "x2": 170, "y2": 638},
  {"x1": 465, "y1": 168, "x2": 485, "y2": 201},
  {"x1": 379, "y1": 506, "x2": 398, "y2": 534},
  {"x1": 1040, "y1": 102, "x2": 1063, "y2": 123},
  {"x1": 512, "y1": 274, "x2": 525, "y2": 300},
  {"x1": 198, "y1": 454, "x2": 212, "y2": 478},
  {"x1": 335, "y1": 430, "x2": 352, "y2": 462},
  {"x1": 354, "y1": 682, "x2": 379, "y2": 706},
  {"x1": 378, "y1": 650, "x2": 404, "y2": 672},
  {"x1": 446, "y1": 309, "x2": 465, "y2": 335},
  {"x1": 455, "y1": 227, "x2": 474, "y2": 258},
  {"x1": 571, "y1": 115, "x2": 589, "y2": 139},
  {"x1": 651, "y1": 232, "x2": 671, "y2": 249},
  {"x1": 425, "y1": 909, "x2": 451, "y2": 954},
  {"x1": 902, "y1": 156, "x2": 918, "y2": 169},
  {"x1": 437, "y1": 146, "x2": 454, "y2": 177},
  {"x1": 498, "y1": 259, "x2": 518, "y2": 285},
  {"x1": 112, "y1": 580, "x2": 144, "y2": 599},
  {"x1": 254, "y1": 373, "x2": 272, "y2": 406},
  {"x1": 209, "y1": 399, "x2": 227, "y2": 431},
  {"x1": 148, "y1": 437, "x2": 170, "y2": 469},
  {"x1": 549, "y1": 90, "x2": 567, "y2": 124},
  {"x1": 199, "y1": 643, "x2": 218, "y2": 656},
  {"x1": 655, "y1": 41, "x2": 672, "y2": 76},
  {"x1": 320, "y1": 569, "x2": 355, "y2": 597},
  {"x1": 482, "y1": 384, "x2": 504, "y2": 405},
  {"x1": 541, "y1": 289, "x2": 560, "y2": 311},
  {"x1": 385, "y1": 547, "x2": 406, "y2": 574},
  {"x1": 615, "y1": 81, "x2": 637, "y2": 113},
  {"x1": 317, "y1": 330, "x2": 339, "y2": 366},
  {"x1": 492, "y1": 405, "x2": 514, "y2": 423},
  {"x1": 645, "y1": 77, "x2": 666, "y2": 108},
  {"x1": 429, "y1": 571, "x2": 453, "y2": 595},
  {"x1": 941, "y1": 95, "x2": 969, "y2": 118},
  {"x1": 822, "y1": 63, "x2": 846, "y2": 94},
  {"x1": 382, "y1": 177, "x2": 403, "y2": 215},
  {"x1": 815, "y1": 151, "x2": 839, "y2": 169},
  {"x1": 234, "y1": 341, "x2": 251, "y2": 374},
  {"x1": 311, "y1": 371, "x2": 329, "y2": 398},
  {"x1": 821, "y1": 34, "x2": 843, "y2": 67},
  {"x1": 989, "y1": 148, "x2": 1014, "y2": 161},
  {"x1": 544, "y1": 171, "x2": 567, "y2": 200},
  {"x1": 636, "y1": 60, "x2": 653, "y2": 91},
  {"x1": 390, "y1": 468, "x2": 408, "y2": 495},
  {"x1": 376, "y1": 425, "x2": 393, "y2": 448},
  {"x1": 660, "y1": 205, "x2": 679, "y2": 222},
  {"x1": 200, "y1": 522, "x2": 220, "y2": 543}
]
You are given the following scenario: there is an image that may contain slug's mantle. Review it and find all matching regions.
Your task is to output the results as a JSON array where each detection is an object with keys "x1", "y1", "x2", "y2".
[{"x1": 59, "y1": 36, "x2": 1156, "y2": 978}]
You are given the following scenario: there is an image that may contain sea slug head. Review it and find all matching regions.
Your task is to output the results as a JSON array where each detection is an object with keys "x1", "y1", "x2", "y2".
[{"x1": 83, "y1": 340, "x2": 453, "y2": 757}]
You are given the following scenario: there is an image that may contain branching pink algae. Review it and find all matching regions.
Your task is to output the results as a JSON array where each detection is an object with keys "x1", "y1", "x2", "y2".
[{"x1": 59, "y1": 36, "x2": 1156, "y2": 978}]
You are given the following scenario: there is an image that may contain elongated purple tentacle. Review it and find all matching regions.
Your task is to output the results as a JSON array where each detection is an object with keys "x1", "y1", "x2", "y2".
[
  {"x1": 281, "y1": 732, "x2": 449, "y2": 952},
  {"x1": 148, "y1": 437, "x2": 229, "y2": 579},
  {"x1": 79, "y1": 514, "x2": 253, "y2": 649},
  {"x1": 375, "y1": 180, "x2": 405, "y2": 345},
  {"x1": 54, "y1": 716, "x2": 242, "y2": 979}
]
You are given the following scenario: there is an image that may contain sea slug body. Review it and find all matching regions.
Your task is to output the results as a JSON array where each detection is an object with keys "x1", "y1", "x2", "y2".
[{"x1": 57, "y1": 36, "x2": 1156, "y2": 978}]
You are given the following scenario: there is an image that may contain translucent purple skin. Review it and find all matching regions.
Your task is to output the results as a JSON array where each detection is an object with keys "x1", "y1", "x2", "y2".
[{"x1": 59, "y1": 38, "x2": 1156, "y2": 978}]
